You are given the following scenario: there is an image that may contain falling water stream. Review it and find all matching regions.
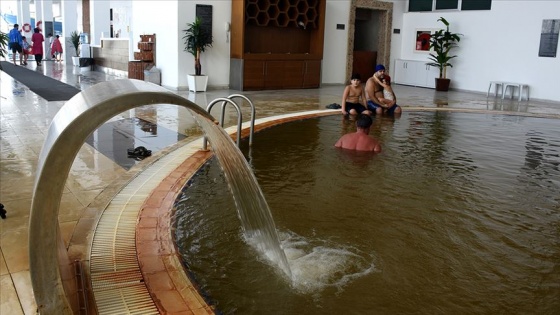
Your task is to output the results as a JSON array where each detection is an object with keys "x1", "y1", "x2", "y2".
[{"x1": 195, "y1": 117, "x2": 293, "y2": 279}]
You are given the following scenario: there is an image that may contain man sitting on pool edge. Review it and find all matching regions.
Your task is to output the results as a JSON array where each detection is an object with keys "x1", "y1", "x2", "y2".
[
  {"x1": 334, "y1": 114, "x2": 382, "y2": 152},
  {"x1": 365, "y1": 64, "x2": 402, "y2": 115}
]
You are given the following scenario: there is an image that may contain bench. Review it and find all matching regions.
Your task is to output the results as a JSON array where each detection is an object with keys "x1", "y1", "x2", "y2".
[{"x1": 487, "y1": 81, "x2": 529, "y2": 101}]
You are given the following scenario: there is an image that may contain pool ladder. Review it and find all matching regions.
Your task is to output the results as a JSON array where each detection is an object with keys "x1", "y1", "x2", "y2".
[{"x1": 203, "y1": 94, "x2": 256, "y2": 150}]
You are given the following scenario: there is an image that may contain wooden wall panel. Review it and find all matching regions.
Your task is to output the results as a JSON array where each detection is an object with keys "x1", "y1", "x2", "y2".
[
  {"x1": 284, "y1": 61, "x2": 305, "y2": 89},
  {"x1": 230, "y1": 0, "x2": 325, "y2": 90},
  {"x1": 243, "y1": 60, "x2": 265, "y2": 90}
]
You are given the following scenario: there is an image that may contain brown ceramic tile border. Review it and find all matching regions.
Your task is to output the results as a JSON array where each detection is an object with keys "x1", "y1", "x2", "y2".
[
  {"x1": 136, "y1": 110, "x2": 339, "y2": 314},
  {"x1": 137, "y1": 150, "x2": 214, "y2": 315}
]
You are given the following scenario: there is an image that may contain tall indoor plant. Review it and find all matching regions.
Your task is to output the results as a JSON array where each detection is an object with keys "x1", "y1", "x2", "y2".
[
  {"x1": 183, "y1": 17, "x2": 213, "y2": 92},
  {"x1": 69, "y1": 31, "x2": 80, "y2": 66},
  {"x1": 426, "y1": 17, "x2": 462, "y2": 91},
  {"x1": 183, "y1": 17, "x2": 213, "y2": 75}
]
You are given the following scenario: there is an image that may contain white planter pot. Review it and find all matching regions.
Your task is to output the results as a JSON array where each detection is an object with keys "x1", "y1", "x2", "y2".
[
  {"x1": 72, "y1": 56, "x2": 80, "y2": 67},
  {"x1": 187, "y1": 74, "x2": 208, "y2": 92}
]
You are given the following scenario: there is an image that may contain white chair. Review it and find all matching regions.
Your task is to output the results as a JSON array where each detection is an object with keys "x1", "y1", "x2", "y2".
[
  {"x1": 502, "y1": 82, "x2": 530, "y2": 101},
  {"x1": 487, "y1": 81, "x2": 504, "y2": 98}
]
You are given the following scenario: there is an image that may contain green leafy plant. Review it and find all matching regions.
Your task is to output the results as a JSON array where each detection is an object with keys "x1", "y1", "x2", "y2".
[
  {"x1": 69, "y1": 31, "x2": 80, "y2": 57},
  {"x1": 183, "y1": 17, "x2": 213, "y2": 76},
  {"x1": 426, "y1": 17, "x2": 462, "y2": 79},
  {"x1": 0, "y1": 31, "x2": 8, "y2": 65}
]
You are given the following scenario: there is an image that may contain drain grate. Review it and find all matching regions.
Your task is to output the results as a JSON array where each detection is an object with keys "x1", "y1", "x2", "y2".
[
  {"x1": 90, "y1": 192, "x2": 158, "y2": 314},
  {"x1": 89, "y1": 143, "x2": 205, "y2": 314}
]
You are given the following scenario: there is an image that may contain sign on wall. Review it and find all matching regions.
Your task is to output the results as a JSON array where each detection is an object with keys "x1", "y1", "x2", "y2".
[
  {"x1": 414, "y1": 29, "x2": 436, "y2": 53},
  {"x1": 196, "y1": 4, "x2": 213, "y2": 40},
  {"x1": 539, "y1": 19, "x2": 559, "y2": 58}
]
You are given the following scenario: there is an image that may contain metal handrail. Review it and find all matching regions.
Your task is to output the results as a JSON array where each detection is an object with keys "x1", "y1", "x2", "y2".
[
  {"x1": 204, "y1": 97, "x2": 242, "y2": 150},
  {"x1": 203, "y1": 94, "x2": 257, "y2": 150},
  {"x1": 223, "y1": 94, "x2": 256, "y2": 146}
]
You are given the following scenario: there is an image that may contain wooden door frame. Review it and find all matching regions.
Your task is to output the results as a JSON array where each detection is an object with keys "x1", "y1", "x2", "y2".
[{"x1": 346, "y1": 0, "x2": 393, "y2": 81}]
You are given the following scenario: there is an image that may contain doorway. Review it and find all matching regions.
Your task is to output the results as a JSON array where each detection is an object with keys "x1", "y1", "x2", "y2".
[{"x1": 346, "y1": 0, "x2": 393, "y2": 81}]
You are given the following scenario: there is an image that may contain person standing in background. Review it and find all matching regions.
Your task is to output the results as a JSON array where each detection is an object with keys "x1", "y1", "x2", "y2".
[
  {"x1": 46, "y1": 33, "x2": 53, "y2": 60},
  {"x1": 21, "y1": 36, "x2": 31, "y2": 65},
  {"x1": 51, "y1": 35, "x2": 63, "y2": 62},
  {"x1": 8, "y1": 24, "x2": 24, "y2": 65},
  {"x1": 31, "y1": 28, "x2": 45, "y2": 66}
]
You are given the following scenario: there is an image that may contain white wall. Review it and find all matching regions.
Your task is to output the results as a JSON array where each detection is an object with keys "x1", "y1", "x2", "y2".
[
  {"x1": 129, "y1": 0, "x2": 230, "y2": 90},
  {"x1": 110, "y1": 1, "x2": 131, "y2": 39},
  {"x1": 389, "y1": 0, "x2": 406, "y2": 74},
  {"x1": 61, "y1": 0, "x2": 77, "y2": 62},
  {"x1": 322, "y1": 0, "x2": 351, "y2": 84},
  {"x1": 398, "y1": 1, "x2": 560, "y2": 101},
  {"x1": 176, "y1": 0, "x2": 231, "y2": 90},
  {"x1": 90, "y1": 0, "x2": 110, "y2": 45},
  {"x1": 132, "y1": 1, "x2": 179, "y2": 88}
]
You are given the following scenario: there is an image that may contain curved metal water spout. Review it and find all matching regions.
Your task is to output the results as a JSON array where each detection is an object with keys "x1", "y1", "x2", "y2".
[{"x1": 29, "y1": 79, "x2": 216, "y2": 314}]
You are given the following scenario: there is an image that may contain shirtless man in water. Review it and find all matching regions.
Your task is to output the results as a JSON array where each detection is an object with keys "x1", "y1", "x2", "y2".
[
  {"x1": 341, "y1": 73, "x2": 372, "y2": 116},
  {"x1": 365, "y1": 64, "x2": 402, "y2": 115},
  {"x1": 335, "y1": 114, "x2": 382, "y2": 152}
]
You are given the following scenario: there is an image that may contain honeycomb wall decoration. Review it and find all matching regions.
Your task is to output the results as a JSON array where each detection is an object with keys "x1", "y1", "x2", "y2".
[{"x1": 246, "y1": 0, "x2": 320, "y2": 29}]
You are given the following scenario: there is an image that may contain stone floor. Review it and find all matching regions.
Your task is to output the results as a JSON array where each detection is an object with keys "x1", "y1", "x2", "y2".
[{"x1": 1, "y1": 59, "x2": 559, "y2": 314}]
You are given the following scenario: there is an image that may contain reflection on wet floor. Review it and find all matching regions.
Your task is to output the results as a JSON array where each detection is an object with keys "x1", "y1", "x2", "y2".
[{"x1": 85, "y1": 117, "x2": 186, "y2": 170}]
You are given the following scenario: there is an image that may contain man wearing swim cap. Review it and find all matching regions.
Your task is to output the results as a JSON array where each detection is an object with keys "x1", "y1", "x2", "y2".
[{"x1": 365, "y1": 64, "x2": 402, "y2": 115}]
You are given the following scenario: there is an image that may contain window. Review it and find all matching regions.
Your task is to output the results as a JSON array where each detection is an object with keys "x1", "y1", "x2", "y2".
[
  {"x1": 461, "y1": 0, "x2": 492, "y2": 10},
  {"x1": 409, "y1": 0, "x2": 433, "y2": 12},
  {"x1": 409, "y1": 0, "x2": 491, "y2": 12},
  {"x1": 436, "y1": 0, "x2": 458, "y2": 10}
]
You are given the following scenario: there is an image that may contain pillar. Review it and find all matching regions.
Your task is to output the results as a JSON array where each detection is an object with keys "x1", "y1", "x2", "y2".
[
  {"x1": 89, "y1": 0, "x2": 110, "y2": 45},
  {"x1": 41, "y1": 0, "x2": 53, "y2": 60},
  {"x1": 61, "y1": 0, "x2": 78, "y2": 64},
  {"x1": 17, "y1": 0, "x2": 32, "y2": 38}
]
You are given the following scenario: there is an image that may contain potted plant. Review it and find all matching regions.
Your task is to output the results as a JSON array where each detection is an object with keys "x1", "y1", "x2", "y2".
[
  {"x1": 183, "y1": 17, "x2": 213, "y2": 92},
  {"x1": 0, "y1": 31, "x2": 8, "y2": 70},
  {"x1": 69, "y1": 31, "x2": 80, "y2": 66},
  {"x1": 426, "y1": 17, "x2": 462, "y2": 91}
]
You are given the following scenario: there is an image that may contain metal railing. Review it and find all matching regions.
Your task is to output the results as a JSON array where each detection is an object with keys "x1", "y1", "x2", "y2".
[{"x1": 203, "y1": 94, "x2": 256, "y2": 150}]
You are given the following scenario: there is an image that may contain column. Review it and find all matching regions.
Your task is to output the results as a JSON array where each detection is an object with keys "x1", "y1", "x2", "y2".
[
  {"x1": 38, "y1": 0, "x2": 54, "y2": 60},
  {"x1": 62, "y1": 0, "x2": 78, "y2": 64},
  {"x1": 33, "y1": 0, "x2": 43, "y2": 61},
  {"x1": 17, "y1": 0, "x2": 32, "y2": 37},
  {"x1": 35, "y1": 0, "x2": 42, "y2": 29},
  {"x1": 90, "y1": 0, "x2": 110, "y2": 45}
]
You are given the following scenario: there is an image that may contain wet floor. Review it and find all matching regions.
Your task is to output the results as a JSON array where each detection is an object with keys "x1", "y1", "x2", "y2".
[{"x1": 85, "y1": 117, "x2": 187, "y2": 170}]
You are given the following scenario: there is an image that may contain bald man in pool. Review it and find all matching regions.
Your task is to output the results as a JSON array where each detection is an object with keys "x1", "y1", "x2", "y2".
[{"x1": 335, "y1": 114, "x2": 382, "y2": 152}]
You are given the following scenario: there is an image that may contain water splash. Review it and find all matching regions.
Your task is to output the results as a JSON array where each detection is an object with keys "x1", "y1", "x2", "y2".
[
  {"x1": 279, "y1": 231, "x2": 376, "y2": 293},
  {"x1": 195, "y1": 116, "x2": 292, "y2": 279}
]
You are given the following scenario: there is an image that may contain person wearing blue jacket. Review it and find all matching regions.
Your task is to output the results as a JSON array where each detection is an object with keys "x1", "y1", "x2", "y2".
[{"x1": 8, "y1": 24, "x2": 24, "y2": 65}]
